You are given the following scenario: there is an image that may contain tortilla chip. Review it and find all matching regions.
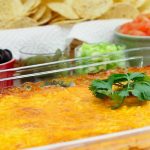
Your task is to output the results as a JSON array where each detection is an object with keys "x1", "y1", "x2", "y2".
[
  {"x1": 23, "y1": 0, "x2": 41, "y2": 15},
  {"x1": 0, "y1": 17, "x2": 38, "y2": 29},
  {"x1": 72, "y1": 0, "x2": 113, "y2": 19},
  {"x1": 101, "y1": 3, "x2": 139, "y2": 19},
  {"x1": 114, "y1": 0, "x2": 145, "y2": 8},
  {"x1": 31, "y1": 5, "x2": 47, "y2": 20},
  {"x1": 53, "y1": 19, "x2": 86, "y2": 25},
  {"x1": 0, "y1": 0, "x2": 24, "y2": 19},
  {"x1": 139, "y1": 0, "x2": 150, "y2": 13},
  {"x1": 37, "y1": 8, "x2": 52, "y2": 25},
  {"x1": 48, "y1": 2, "x2": 79, "y2": 19}
]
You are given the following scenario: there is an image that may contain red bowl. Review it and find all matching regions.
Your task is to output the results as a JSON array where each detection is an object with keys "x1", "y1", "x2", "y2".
[{"x1": 0, "y1": 59, "x2": 16, "y2": 89}]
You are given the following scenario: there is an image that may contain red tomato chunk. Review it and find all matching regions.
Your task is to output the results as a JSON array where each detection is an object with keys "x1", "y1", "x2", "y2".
[{"x1": 119, "y1": 14, "x2": 150, "y2": 36}]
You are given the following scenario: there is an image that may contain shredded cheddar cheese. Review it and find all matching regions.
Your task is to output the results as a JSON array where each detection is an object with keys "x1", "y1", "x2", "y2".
[{"x1": 0, "y1": 67, "x2": 150, "y2": 150}]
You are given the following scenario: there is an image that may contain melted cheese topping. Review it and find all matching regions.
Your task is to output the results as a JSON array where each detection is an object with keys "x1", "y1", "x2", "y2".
[{"x1": 0, "y1": 67, "x2": 150, "y2": 150}]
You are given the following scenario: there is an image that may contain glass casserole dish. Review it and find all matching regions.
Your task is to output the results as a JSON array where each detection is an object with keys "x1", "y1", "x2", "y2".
[{"x1": 0, "y1": 48, "x2": 150, "y2": 150}]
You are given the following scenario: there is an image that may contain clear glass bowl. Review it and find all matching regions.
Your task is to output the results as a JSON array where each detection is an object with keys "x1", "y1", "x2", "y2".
[
  {"x1": 19, "y1": 45, "x2": 69, "y2": 82},
  {"x1": 19, "y1": 44, "x2": 69, "y2": 66},
  {"x1": 75, "y1": 46, "x2": 150, "y2": 71}
]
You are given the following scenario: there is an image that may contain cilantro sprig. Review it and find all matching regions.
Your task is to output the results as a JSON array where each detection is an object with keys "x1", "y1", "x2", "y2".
[{"x1": 89, "y1": 72, "x2": 150, "y2": 109}]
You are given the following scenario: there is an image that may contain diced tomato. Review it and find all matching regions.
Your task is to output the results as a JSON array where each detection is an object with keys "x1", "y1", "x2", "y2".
[
  {"x1": 119, "y1": 14, "x2": 150, "y2": 36},
  {"x1": 144, "y1": 22, "x2": 150, "y2": 33},
  {"x1": 133, "y1": 22, "x2": 150, "y2": 32},
  {"x1": 127, "y1": 30, "x2": 147, "y2": 36},
  {"x1": 134, "y1": 14, "x2": 150, "y2": 23},
  {"x1": 119, "y1": 23, "x2": 132, "y2": 34},
  {"x1": 120, "y1": 27, "x2": 129, "y2": 34},
  {"x1": 146, "y1": 29, "x2": 150, "y2": 36}
]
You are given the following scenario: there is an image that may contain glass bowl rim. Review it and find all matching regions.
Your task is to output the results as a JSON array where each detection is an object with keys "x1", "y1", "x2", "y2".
[{"x1": 114, "y1": 26, "x2": 150, "y2": 40}]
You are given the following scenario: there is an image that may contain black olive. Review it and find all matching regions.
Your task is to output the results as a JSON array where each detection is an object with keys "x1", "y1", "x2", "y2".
[
  {"x1": 0, "y1": 49, "x2": 13, "y2": 64},
  {"x1": 0, "y1": 49, "x2": 4, "y2": 63},
  {"x1": 2, "y1": 49, "x2": 13, "y2": 63}
]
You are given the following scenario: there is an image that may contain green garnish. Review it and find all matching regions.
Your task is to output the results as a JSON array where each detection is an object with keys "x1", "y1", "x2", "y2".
[
  {"x1": 40, "y1": 80, "x2": 74, "y2": 88},
  {"x1": 89, "y1": 72, "x2": 150, "y2": 109},
  {"x1": 24, "y1": 85, "x2": 32, "y2": 91}
]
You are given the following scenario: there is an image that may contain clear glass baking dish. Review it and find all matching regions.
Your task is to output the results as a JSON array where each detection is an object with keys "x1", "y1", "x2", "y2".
[{"x1": 0, "y1": 49, "x2": 149, "y2": 150}]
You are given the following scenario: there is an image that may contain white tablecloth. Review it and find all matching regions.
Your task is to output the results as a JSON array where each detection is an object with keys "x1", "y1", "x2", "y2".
[{"x1": 0, "y1": 19, "x2": 130, "y2": 59}]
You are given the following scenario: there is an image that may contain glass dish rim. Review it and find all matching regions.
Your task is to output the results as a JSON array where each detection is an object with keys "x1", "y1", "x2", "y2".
[
  {"x1": 0, "y1": 56, "x2": 143, "y2": 82},
  {"x1": 25, "y1": 126, "x2": 150, "y2": 150},
  {"x1": 19, "y1": 47, "x2": 67, "y2": 55}
]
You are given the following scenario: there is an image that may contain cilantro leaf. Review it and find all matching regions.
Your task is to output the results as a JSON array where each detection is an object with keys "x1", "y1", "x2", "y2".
[
  {"x1": 90, "y1": 79, "x2": 111, "y2": 90},
  {"x1": 111, "y1": 90, "x2": 129, "y2": 109},
  {"x1": 108, "y1": 73, "x2": 127, "y2": 85},
  {"x1": 128, "y1": 73, "x2": 145, "y2": 81},
  {"x1": 89, "y1": 79, "x2": 111, "y2": 99},
  {"x1": 132, "y1": 81, "x2": 150, "y2": 101},
  {"x1": 90, "y1": 72, "x2": 150, "y2": 109}
]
